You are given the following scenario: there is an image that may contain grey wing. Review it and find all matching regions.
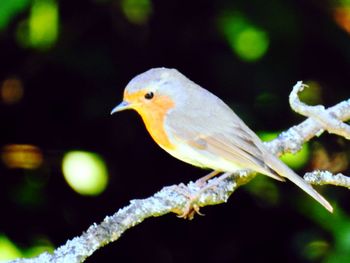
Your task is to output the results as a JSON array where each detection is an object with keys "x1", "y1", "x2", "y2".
[
  {"x1": 165, "y1": 85, "x2": 332, "y2": 212},
  {"x1": 204, "y1": 129, "x2": 285, "y2": 181},
  {"x1": 166, "y1": 103, "x2": 285, "y2": 181}
]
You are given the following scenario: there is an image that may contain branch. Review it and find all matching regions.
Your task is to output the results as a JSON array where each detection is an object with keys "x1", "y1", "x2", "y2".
[
  {"x1": 9, "y1": 171, "x2": 253, "y2": 263},
  {"x1": 268, "y1": 82, "x2": 350, "y2": 156},
  {"x1": 304, "y1": 170, "x2": 350, "y2": 189},
  {"x1": 289, "y1": 81, "x2": 350, "y2": 139},
  {"x1": 9, "y1": 82, "x2": 350, "y2": 263},
  {"x1": 287, "y1": 82, "x2": 350, "y2": 188}
]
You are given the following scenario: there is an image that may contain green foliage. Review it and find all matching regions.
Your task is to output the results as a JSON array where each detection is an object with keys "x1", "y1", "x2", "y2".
[
  {"x1": 0, "y1": 235, "x2": 54, "y2": 261},
  {"x1": 121, "y1": 0, "x2": 152, "y2": 25},
  {"x1": 299, "y1": 202, "x2": 350, "y2": 263},
  {"x1": 0, "y1": 235, "x2": 22, "y2": 261},
  {"x1": 218, "y1": 12, "x2": 269, "y2": 62},
  {"x1": 0, "y1": 0, "x2": 30, "y2": 31},
  {"x1": 16, "y1": 0, "x2": 59, "y2": 50}
]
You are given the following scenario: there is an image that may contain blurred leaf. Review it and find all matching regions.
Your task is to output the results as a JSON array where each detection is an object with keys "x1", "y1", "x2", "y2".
[
  {"x1": 218, "y1": 11, "x2": 269, "y2": 62},
  {"x1": 16, "y1": 0, "x2": 59, "y2": 50},
  {"x1": 121, "y1": 0, "x2": 152, "y2": 25},
  {"x1": 23, "y1": 237, "x2": 54, "y2": 258},
  {"x1": 29, "y1": 0, "x2": 59, "y2": 50},
  {"x1": 0, "y1": 0, "x2": 30, "y2": 31},
  {"x1": 0, "y1": 235, "x2": 22, "y2": 261},
  {"x1": 300, "y1": 201, "x2": 350, "y2": 263},
  {"x1": 304, "y1": 240, "x2": 330, "y2": 260}
]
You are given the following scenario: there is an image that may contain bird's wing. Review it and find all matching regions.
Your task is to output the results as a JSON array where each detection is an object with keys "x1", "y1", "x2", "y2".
[
  {"x1": 166, "y1": 111, "x2": 284, "y2": 181},
  {"x1": 166, "y1": 107, "x2": 332, "y2": 212}
]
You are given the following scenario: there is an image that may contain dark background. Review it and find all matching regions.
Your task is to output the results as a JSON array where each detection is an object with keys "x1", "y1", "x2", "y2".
[{"x1": 1, "y1": 0, "x2": 350, "y2": 262}]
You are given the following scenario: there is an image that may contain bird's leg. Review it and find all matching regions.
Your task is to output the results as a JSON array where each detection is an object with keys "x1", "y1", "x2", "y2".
[
  {"x1": 196, "y1": 170, "x2": 251, "y2": 197},
  {"x1": 195, "y1": 170, "x2": 221, "y2": 187},
  {"x1": 175, "y1": 173, "x2": 234, "y2": 219},
  {"x1": 174, "y1": 171, "x2": 222, "y2": 220},
  {"x1": 199, "y1": 172, "x2": 233, "y2": 193}
]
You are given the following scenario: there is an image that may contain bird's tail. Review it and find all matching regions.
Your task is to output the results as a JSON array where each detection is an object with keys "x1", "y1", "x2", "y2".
[{"x1": 265, "y1": 153, "x2": 333, "y2": 213}]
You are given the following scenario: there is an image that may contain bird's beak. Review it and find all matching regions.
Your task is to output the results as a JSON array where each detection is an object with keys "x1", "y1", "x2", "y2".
[{"x1": 110, "y1": 101, "x2": 131, "y2": 115}]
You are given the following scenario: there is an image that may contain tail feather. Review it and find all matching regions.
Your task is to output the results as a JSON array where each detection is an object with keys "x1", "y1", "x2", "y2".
[{"x1": 265, "y1": 154, "x2": 333, "y2": 213}]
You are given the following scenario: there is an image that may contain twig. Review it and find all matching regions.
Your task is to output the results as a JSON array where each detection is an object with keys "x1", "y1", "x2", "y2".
[
  {"x1": 289, "y1": 81, "x2": 350, "y2": 139},
  {"x1": 304, "y1": 170, "x2": 350, "y2": 189},
  {"x1": 267, "y1": 83, "x2": 350, "y2": 156}
]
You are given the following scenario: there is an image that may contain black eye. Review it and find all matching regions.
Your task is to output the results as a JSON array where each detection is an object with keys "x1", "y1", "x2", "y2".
[{"x1": 144, "y1": 92, "x2": 154, "y2": 100}]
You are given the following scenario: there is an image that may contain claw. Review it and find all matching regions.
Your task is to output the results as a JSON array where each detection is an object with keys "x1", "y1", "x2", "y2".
[
  {"x1": 177, "y1": 203, "x2": 204, "y2": 220},
  {"x1": 172, "y1": 171, "x2": 223, "y2": 220},
  {"x1": 171, "y1": 184, "x2": 204, "y2": 220}
]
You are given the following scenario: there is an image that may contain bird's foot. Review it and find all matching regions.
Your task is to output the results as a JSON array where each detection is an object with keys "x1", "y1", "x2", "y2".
[
  {"x1": 172, "y1": 171, "x2": 223, "y2": 220},
  {"x1": 177, "y1": 201, "x2": 204, "y2": 220},
  {"x1": 170, "y1": 183, "x2": 204, "y2": 220}
]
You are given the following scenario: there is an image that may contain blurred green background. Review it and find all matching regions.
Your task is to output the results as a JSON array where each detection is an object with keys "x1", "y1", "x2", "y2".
[{"x1": 1, "y1": 0, "x2": 350, "y2": 262}]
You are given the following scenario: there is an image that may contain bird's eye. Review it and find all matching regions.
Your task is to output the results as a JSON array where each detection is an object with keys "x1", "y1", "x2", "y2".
[{"x1": 144, "y1": 92, "x2": 154, "y2": 100}]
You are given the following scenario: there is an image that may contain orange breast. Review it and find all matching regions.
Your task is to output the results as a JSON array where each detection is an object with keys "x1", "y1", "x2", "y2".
[{"x1": 134, "y1": 95, "x2": 175, "y2": 150}]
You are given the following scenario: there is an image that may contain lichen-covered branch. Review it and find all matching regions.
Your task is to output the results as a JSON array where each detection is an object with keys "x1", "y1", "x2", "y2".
[
  {"x1": 304, "y1": 170, "x2": 350, "y2": 189},
  {"x1": 268, "y1": 82, "x2": 350, "y2": 156},
  {"x1": 9, "y1": 172, "x2": 249, "y2": 263},
  {"x1": 8, "y1": 82, "x2": 350, "y2": 263},
  {"x1": 289, "y1": 81, "x2": 350, "y2": 139}
]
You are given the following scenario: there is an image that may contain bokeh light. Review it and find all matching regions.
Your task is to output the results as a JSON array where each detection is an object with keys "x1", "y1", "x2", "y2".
[
  {"x1": 16, "y1": 0, "x2": 59, "y2": 50},
  {"x1": 29, "y1": 0, "x2": 59, "y2": 50},
  {"x1": 1, "y1": 144, "x2": 43, "y2": 169},
  {"x1": 333, "y1": 0, "x2": 350, "y2": 34},
  {"x1": 0, "y1": 77, "x2": 24, "y2": 105},
  {"x1": 0, "y1": 235, "x2": 22, "y2": 261},
  {"x1": 0, "y1": 235, "x2": 54, "y2": 261},
  {"x1": 121, "y1": 0, "x2": 152, "y2": 25},
  {"x1": 218, "y1": 12, "x2": 269, "y2": 62},
  {"x1": 62, "y1": 151, "x2": 109, "y2": 196}
]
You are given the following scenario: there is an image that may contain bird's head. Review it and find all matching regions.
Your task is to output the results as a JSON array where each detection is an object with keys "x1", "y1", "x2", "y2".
[{"x1": 111, "y1": 67, "x2": 187, "y2": 115}]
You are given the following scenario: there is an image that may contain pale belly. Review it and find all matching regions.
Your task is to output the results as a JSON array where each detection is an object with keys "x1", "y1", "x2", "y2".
[{"x1": 163, "y1": 140, "x2": 243, "y2": 172}]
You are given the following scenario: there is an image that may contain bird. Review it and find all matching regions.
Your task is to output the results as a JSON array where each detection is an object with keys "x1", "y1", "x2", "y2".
[{"x1": 111, "y1": 67, "x2": 333, "y2": 213}]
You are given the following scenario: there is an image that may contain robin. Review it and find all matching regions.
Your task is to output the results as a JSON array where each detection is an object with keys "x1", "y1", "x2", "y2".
[{"x1": 111, "y1": 67, "x2": 333, "y2": 213}]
